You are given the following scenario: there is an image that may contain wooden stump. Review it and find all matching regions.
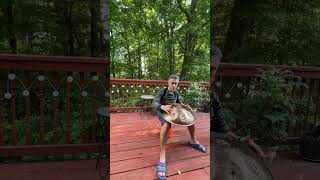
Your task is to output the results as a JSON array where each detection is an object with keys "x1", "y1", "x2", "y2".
[{"x1": 211, "y1": 132, "x2": 274, "y2": 180}]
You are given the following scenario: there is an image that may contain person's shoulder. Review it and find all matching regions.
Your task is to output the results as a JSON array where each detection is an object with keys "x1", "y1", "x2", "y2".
[
  {"x1": 157, "y1": 87, "x2": 167, "y2": 95},
  {"x1": 159, "y1": 87, "x2": 168, "y2": 92}
]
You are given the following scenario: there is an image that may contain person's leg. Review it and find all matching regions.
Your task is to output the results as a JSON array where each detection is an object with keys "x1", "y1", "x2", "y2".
[
  {"x1": 158, "y1": 122, "x2": 170, "y2": 177},
  {"x1": 188, "y1": 124, "x2": 206, "y2": 153},
  {"x1": 188, "y1": 124, "x2": 199, "y2": 144}
]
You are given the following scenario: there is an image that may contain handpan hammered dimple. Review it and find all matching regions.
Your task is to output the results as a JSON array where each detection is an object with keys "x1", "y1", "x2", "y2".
[{"x1": 160, "y1": 103, "x2": 196, "y2": 126}]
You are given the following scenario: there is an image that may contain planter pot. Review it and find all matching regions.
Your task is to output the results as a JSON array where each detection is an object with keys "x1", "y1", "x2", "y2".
[{"x1": 299, "y1": 131, "x2": 320, "y2": 162}]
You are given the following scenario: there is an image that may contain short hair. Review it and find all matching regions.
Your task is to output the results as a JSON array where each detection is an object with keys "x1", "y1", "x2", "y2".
[{"x1": 168, "y1": 74, "x2": 179, "y2": 81}]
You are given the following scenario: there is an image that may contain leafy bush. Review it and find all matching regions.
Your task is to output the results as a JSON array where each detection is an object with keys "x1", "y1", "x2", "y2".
[
  {"x1": 235, "y1": 67, "x2": 308, "y2": 147},
  {"x1": 183, "y1": 83, "x2": 208, "y2": 109}
]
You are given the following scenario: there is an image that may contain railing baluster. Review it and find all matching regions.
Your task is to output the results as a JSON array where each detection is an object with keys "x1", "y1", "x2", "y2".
[
  {"x1": 80, "y1": 72, "x2": 87, "y2": 143},
  {"x1": 288, "y1": 80, "x2": 296, "y2": 137},
  {"x1": 295, "y1": 78, "x2": 306, "y2": 136},
  {"x1": 52, "y1": 72, "x2": 60, "y2": 144},
  {"x1": 24, "y1": 71, "x2": 32, "y2": 145},
  {"x1": 9, "y1": 71, "x2": 17, "y2": 145},
  {"x1": 65, "y1": 72, "x2": 72, "y2": 144},
  {"x1": 130, "y1": 83, "x2": 133, "y2": 108},
  {"x1": 39, "y1": 72, "x2": 45, "y2": 144},
  {"x1": 122, "y1": 84, "x2": 124, "y2": 108},
  {"x1": 306, "y1": 79, "x2": 315, "y2": 125},
  {"x1": 91, "y1": 72, "x2": 97, "y2": 143},
  {"x1": 117, "y1": 84, "x2": 120, "y2": 108},
  {"x1": 245, "y1": 77, "x2": 251, "y2": 95},
  {"x1": 111, "y1": 85, "x2": 114, "y2": 107}
]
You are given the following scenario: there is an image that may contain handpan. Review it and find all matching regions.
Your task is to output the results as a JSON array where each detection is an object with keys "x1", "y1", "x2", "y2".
[
  {"x1": 160, "y1": 103, "x2": 196, "y2": 126},
  {"x1": 211, "y1": 132, "x2": 274, "y2": 180}
]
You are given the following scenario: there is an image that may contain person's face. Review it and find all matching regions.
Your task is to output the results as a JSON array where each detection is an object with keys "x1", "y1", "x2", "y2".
[{"x1": 168, "y1": 78, "x2": 178, "y2": 92}]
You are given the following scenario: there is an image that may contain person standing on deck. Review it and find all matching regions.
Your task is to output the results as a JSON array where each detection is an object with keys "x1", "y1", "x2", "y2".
[{"x1": 152, "y1": 74, "x2": 207, "y2": 180}]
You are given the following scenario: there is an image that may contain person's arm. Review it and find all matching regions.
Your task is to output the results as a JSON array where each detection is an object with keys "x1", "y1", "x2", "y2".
[
  {"x1": 211, "y1": 94, "x2": 228, "y2": 133},
  {"x1": 152, "y1": 88, "x2": 165, "y2": 111},
  {"x1": 210, "y1": 94, "x2": 266, "y2": 159}
]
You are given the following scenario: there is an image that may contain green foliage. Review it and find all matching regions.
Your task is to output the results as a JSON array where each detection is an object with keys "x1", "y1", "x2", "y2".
[
  {"x1": 213, "y1": 0, "x2": 320, "y2": 66},
  {"x1": 235, "y1": 67, "x2": 308, "y2": 146},
  {"x1": 0, "y1": 0, "x2": 106, "y2": 57},
  {"x1": 183, "y1": 84, "x2": 207, "y2": 108},
  {"x1": 111, "y1": 0, "x2": 210, "y2": 81}
]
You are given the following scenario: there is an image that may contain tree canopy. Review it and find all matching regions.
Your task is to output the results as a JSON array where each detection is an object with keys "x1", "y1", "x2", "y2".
[
  {"x1": 0, "y1": 0, "x2": 107, "y2": 57},
  {"x1": 111, "y1": 0, "x2": 210, "y2": 82},
  {"x1": 212, "y1": 0, "x2": 320, "y2": 66}
]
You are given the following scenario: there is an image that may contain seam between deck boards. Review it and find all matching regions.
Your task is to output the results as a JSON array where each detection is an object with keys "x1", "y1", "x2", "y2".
[
  {"x1": 110, "y1": 132, "x2": 209, "y2": 153},
  {"x1": 111, "y1": 141, "x2": 210, "y2": 162},
  {"x1": 157, "y1": 167, "x2": 210, "y2": 180},
  {"x1": 110, "y1": 127, "x2": 209, "y2": 145},
  {"x1": 110, "y1": 154, "x2": 209, "y2": 175}
]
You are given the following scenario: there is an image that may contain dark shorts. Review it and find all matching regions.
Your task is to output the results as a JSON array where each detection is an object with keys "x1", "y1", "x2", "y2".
[{"x1": 157, "y1": 110, "x2": 171, "y2": 125}]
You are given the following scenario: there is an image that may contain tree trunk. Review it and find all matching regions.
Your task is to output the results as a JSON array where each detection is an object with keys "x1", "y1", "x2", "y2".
[
  {"x1": 157, "y1": 42, "x2": 160, "y2": 77},
  {"x1": 210, "y1": 0, "x2": 216, "y2": 82},
  {"x1": 64, "y1": 1, "x2": 74, "y2": 56},
  {"x1": 137, "y1": 36, "x2": 142, "y2": 79},
  {"x1": 165, "y1": 20, "x2": 174, "y2": 75},
  {"x1": 125, "y1": 40, "x2": 133, "y2": 79},
  {"x1": 111, "y1": 58, "x2": 115, "y2": 78},
  {"x1": 90, "y1": 0, "x2": 98, "y2": 57},
  {"x1": 100, "y1": 0, "x2": 110, "y2": 59},
  {"x1": 5, "y1": 0, "x2": 17, "y2": 53},
  {"x1": 178, "y1": 0, "x2": 198, "y2": 80},
  {"x1": 222, "y1": 0, "x2": 253, "y2": 62},
  {"x1": 172, "y1": 24, "x2": 175, "y2": 74}
]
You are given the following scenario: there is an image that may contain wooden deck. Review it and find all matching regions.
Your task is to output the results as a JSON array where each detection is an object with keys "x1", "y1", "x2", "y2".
[
  {"x1": 0, "y1": 159, "x2": 104, "y2": 180},
  {"x1": 110, "y1": 112, "x2": 210, "y2": 180},
  {"x1": 1, "y1": 112, "x2": 319, "y2": 180}
]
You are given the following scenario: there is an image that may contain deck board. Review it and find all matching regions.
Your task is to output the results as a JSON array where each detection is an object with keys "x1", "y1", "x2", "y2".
[
  {"x1": 0, "y1": 112, "x2": 319, "y2": 179},
  {"x1": 110, "y1": 112, "x2": 210, "y2": 180}
]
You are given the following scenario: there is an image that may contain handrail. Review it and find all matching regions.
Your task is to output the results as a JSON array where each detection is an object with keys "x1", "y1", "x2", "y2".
[
  {"x1": 216, "y1": 63, "x2": 320, "y2": 78},
  {"x1": 0, "y1": 54, "x2": 108, "y2": 72}
]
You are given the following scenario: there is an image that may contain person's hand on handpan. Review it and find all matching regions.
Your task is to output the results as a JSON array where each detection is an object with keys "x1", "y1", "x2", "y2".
[{"x1": 160, "y1": 104, "x2": 172, "y2": 114}]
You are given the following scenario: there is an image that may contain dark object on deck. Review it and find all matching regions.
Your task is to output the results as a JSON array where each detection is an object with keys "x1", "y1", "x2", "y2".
[
  {"x1": 211, "y1": 132, "x2": 274, "y2": 180},
  {"x1": 312, "y1": 125, "x2": 320, "y2": 138},
  {"x1": 299, "y1": 125, "x2": 320, "y2": 162},
  {"x1": 96, "y1": 107, "x2": 109, "y2": 180}
]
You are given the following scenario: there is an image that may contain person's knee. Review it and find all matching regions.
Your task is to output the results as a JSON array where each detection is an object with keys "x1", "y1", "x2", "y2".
[{"x1": 162, "y1": 122, "x2": 171, "y2": 129}]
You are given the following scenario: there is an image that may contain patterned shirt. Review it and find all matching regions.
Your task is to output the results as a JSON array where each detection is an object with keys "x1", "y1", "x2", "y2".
[{"x1": 152, "y1": 87, "x2": 181, "y2": 111}]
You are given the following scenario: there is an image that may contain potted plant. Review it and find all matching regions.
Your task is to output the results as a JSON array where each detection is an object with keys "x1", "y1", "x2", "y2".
[{"x1": 235, "y1": 67, "x2": 307, "y2": 163}]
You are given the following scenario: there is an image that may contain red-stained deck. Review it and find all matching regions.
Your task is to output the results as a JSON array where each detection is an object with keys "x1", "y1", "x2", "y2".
[
  {"x1": 110, "y1": 112, "x2": 211, "y2": 180},
  {"x1": 0, "y1": 112, "x2": 319, "y2": 180}
]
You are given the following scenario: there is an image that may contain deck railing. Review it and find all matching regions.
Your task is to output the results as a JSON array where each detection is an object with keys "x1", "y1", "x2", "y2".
[
  {"x1": 110, "y1": 79, "x2": 209, "y2": 112},
  {"x1": 1, "y1": 57, "x2": 319, "y2": 156},
  {"x1": 0, "y1": 54, "x2": 108, "y2": 156},
  {"x1": 214, "y1": 63, "x2": 320, "y2": 142}
]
